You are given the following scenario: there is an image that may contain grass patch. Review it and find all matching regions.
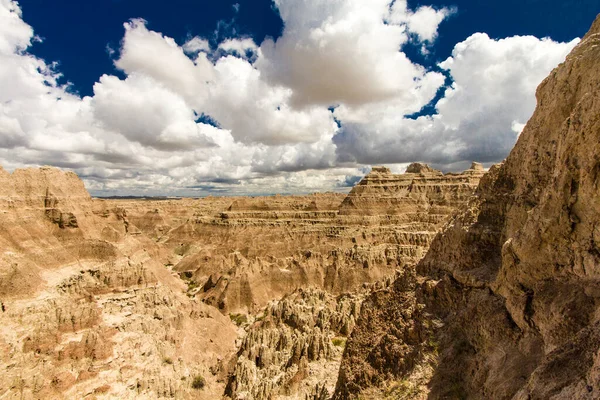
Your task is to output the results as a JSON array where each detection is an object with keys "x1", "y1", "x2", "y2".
[
  {"x1": 229, "y1": 313, "x2": 248, "y2": 326},
  {"x1": 191, "y1": 375, "x2": 205, "y2": 390},
  {"x1": 385, "y1": 379, "x2": 421, "y2": 399}
]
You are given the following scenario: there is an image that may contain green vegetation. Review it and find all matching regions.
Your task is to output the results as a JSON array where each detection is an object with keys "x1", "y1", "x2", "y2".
[
  {"x1": 191, "y1": 375, "x2": 205, "y2": 390},
  {"x1": 332, "y1": 337, "x2": 347, "y2": 348},
  {"x1": 179, "y1": 271, "x2": 200, "y2": 295},
  {"x1": 229, "y1": 313, "x2": 248, "y2": 326},
  {"x1": 384, "y1": 379, "x2": 421, "y2": 399}
]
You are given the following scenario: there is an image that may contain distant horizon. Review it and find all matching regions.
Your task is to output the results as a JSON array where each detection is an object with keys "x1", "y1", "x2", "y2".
[
  {"x1": 2, "y1": 160, "x2": 491, "y2": 198},
  {"x1": 1, "y1": 1, "x2": 597, "y2": 196}
]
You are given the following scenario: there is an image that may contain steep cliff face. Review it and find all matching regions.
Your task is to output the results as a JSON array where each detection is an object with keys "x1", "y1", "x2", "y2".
[
  {"x1": 339, "y1": 162, "x2": 483, "y2": 217},
  {"x1": 182, "y1": 165, "x2": 483, "y2": 314},
  {"x1": 335, "y1": 15, "x2": 600, "y2": 399}
]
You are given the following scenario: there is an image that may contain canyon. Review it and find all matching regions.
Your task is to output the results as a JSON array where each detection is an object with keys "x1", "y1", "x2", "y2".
[
  {"x1": 0, "y1": 162, "x2": 483, "y2": 399},
  {"x1": 0, "y1": 13, "x2": 598, "y2": 400}
]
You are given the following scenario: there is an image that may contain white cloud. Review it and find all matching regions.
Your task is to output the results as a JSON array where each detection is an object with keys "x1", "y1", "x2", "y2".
[
  {"x1": 183, "y1": 36, "x2": 210, "y2": 54},
  {"x1": 218, "y1": 38, "x2": 258, "y2": 57},
  {"x1": 0, "y1": 0, "x2": 33, "y2": 53},
  {"x1": 115, "y1": 19, "x2": 215, "y2": 102},
  {"x1": 334, "y1": 33, "x2": 579, "y2": 167},
  {"x1": 204, "y1": 55, "x2": 336, "y2": 145},
  {"x1": 387, "y1": 1, "x2": 452, "y2": 42},
  {"x1": 436, "y1": 33, "x2": 578, "y2": 162},
  {"x1": 0, "y1": 0, "x2": 581, "y2": 196},
  {"x1": 257, "y1": 0, "x2": 448, "y2": 108},
  {"x1": 91, "y1": 73, "x2": 216, "y2": 150},
  {"x1": 113, "y1": 20, "x2": 336, "y2": 146}
]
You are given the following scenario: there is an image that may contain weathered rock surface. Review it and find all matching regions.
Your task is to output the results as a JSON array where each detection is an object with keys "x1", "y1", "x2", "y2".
[
  {"x1": 0, "y1": 168, "x2": 239, "y2": 399},
  {"x1": 181, "y1": 165, "x2": 483, "y2": 315},
  {"x1": 176, "y1": 165, "x2": 481, "y2": 399},
  {"x1": 225, "y1": 288, "x2": 366, "y2": 400},
  {"x1": 339, "y1": 162, "x2": 483, "y2": 216},
  {"x1": 0, "y1": 160, "x2": 484, "y2": 399},
  {"x1": 335, "y1": 15, "x2": 600, "y2": 400}
]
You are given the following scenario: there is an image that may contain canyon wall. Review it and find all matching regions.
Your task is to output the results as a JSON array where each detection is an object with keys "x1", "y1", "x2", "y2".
[
  {"x1": 181, "y1": 163, "x2": 484, "y2": 315},
  {"x1": 164, "y1": 163, "x2": 483, "y2": 399},
  {"x1": 335, "y1": 14, "x2": 600, "y2": 400},
  {"x1": 0, "y1": 161, "x2": 483, "y2": 399}
]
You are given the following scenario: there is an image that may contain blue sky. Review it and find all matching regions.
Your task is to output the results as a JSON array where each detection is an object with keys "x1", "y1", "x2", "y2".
[
  {"x1": 22, "y1": 0, "x2": 596, "y2": 98},
  {"x1": 1, "y1": 0, "x2": 598, "y2": 195}
]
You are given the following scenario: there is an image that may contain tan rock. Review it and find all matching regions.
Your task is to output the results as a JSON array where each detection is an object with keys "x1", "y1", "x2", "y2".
[{"x1": 335, "y1": 14, "x2": 600, "y2": 400}]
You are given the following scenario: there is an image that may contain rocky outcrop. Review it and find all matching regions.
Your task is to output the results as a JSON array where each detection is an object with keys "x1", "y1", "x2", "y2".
[
  {"x1": 0, "y1": 167, "x2": 239, "y2": 399},
  {"x1": 0, "y1": 156, "x2": 489, "y2": 399},
  {"x1": 335, "y1": 15, "x2": 600, "y2": 399},
  {"x1": 163, "y1": 166, "x2": 481, "y2": 398},
  {"x1": 0, "y1": 160, "x2": 486, "y2": 399},
  {"x1": 180, "y1": 166, "x2": 483, "y2": 314},
  {"x1": 339, "y1": 163, "x2": 483, "y2": 217},
  {"x1": 44, "y1": 189, "x2": 79, "y2": 228},
  {"x1": 225, "y1": 288, "x2": 366, "y2": 400}
]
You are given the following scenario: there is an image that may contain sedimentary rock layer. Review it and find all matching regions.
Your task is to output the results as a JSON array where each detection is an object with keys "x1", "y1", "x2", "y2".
[
  {"x1": 335, "y1": 14, "x2": 600, "y2": 400},
  {"x1": 0, "y1": 161, "x2": 483, "y2": 399},
  {"x1": 179, "y1": 164, "x2": 484, "y2": 315},
  {"x1": 0, "y1": 168, "x2": 239, "y2": 399}
]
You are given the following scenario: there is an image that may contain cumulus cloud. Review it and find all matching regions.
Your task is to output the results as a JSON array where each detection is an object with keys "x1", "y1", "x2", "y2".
[
  {"x1": 116, "y1": 19, "x2": 215, "y2": 102},
  {"x1": 334, "y1": 33, "x2": 578, "y2": 168},
  {"x1": 387, "y1": 1, "x2": 453, "y2": 42},
  {"x1": 183, "y1": 36, "x2": 210, "y2": 54},
  {"x1": 0, "y1": 0, "x2": 33, "y2": 53},
  {"x1": 113, "y1": 20, "x2": 335, "y2": 146},
  {"x1": 91, "y1": 74, "x2": 216, "y2": 150},
  {"x1": 257, "y1": 0, "x2": 449, "y2": 107},
  {"x1": 218, "y1": 37, "x2": 258, "y2": 58},
  {"x1": 0, "y1": 0, "x2": 581, "y2": 195},
  {"x1": 204, "y1": 55, "x2": 336, "y2": 145}
]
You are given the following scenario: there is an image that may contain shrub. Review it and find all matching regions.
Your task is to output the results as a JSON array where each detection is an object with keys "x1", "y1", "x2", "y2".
[
  {"x1": 229, "y1": 313, "x2": 248, "y2": 326},
  {"x1": 191, "y1": 375, "x2": 205, "y2": 390}
]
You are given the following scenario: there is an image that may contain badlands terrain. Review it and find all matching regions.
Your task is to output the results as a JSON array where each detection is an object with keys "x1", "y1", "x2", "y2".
[
  {"x1": 335, "y1": 15, "x2": 600, "y2": 400},
  {"x1": 0, "y1": 13, "x2": 598, "y2": 400},
  {"x1": 0, "y1": 161, "x2": 484, "y2": 399}
]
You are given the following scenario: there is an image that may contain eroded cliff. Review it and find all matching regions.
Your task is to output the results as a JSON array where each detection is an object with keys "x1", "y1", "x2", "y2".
[
  {"x1": 0, "y1": 168, "x2": 239, "y2": 399},
  {"x1": 182, "y1": 163, "x2": 483, "y2": 315},
  {"x1": 0, "y1": 160, "x2": 483, "y2": 399},
  {"x1": 335, "y1": 15, "x2": 600, "y2": 400}
]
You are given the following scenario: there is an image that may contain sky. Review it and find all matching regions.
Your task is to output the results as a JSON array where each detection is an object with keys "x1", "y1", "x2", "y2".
[{"x1": 0, "y1": 0, "x2": 597, "y2": 196}]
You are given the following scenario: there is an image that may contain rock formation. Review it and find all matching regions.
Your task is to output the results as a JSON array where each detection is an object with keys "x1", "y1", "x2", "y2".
[
  {"x1": 225, "y1": 288, "x2": 365, "y2": 399},
  {"x1": 0, "y1": 160, "x2": 483, "y2": 399},
  {"x1": 181, "y1": 164, "x2": 482, "y2": 399},
  {"x1": 335, "y1": 15, "x2": 600, "y2": 399},
  {"x1": 182, "y1": 164, "x2": 483, "y2": 315},
  {"x1": 339, "y1": 162, "x2": 483, "y2": 216},
  {"x1": 0, "y1": 167, "x2": 239, "y2": 399}
]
